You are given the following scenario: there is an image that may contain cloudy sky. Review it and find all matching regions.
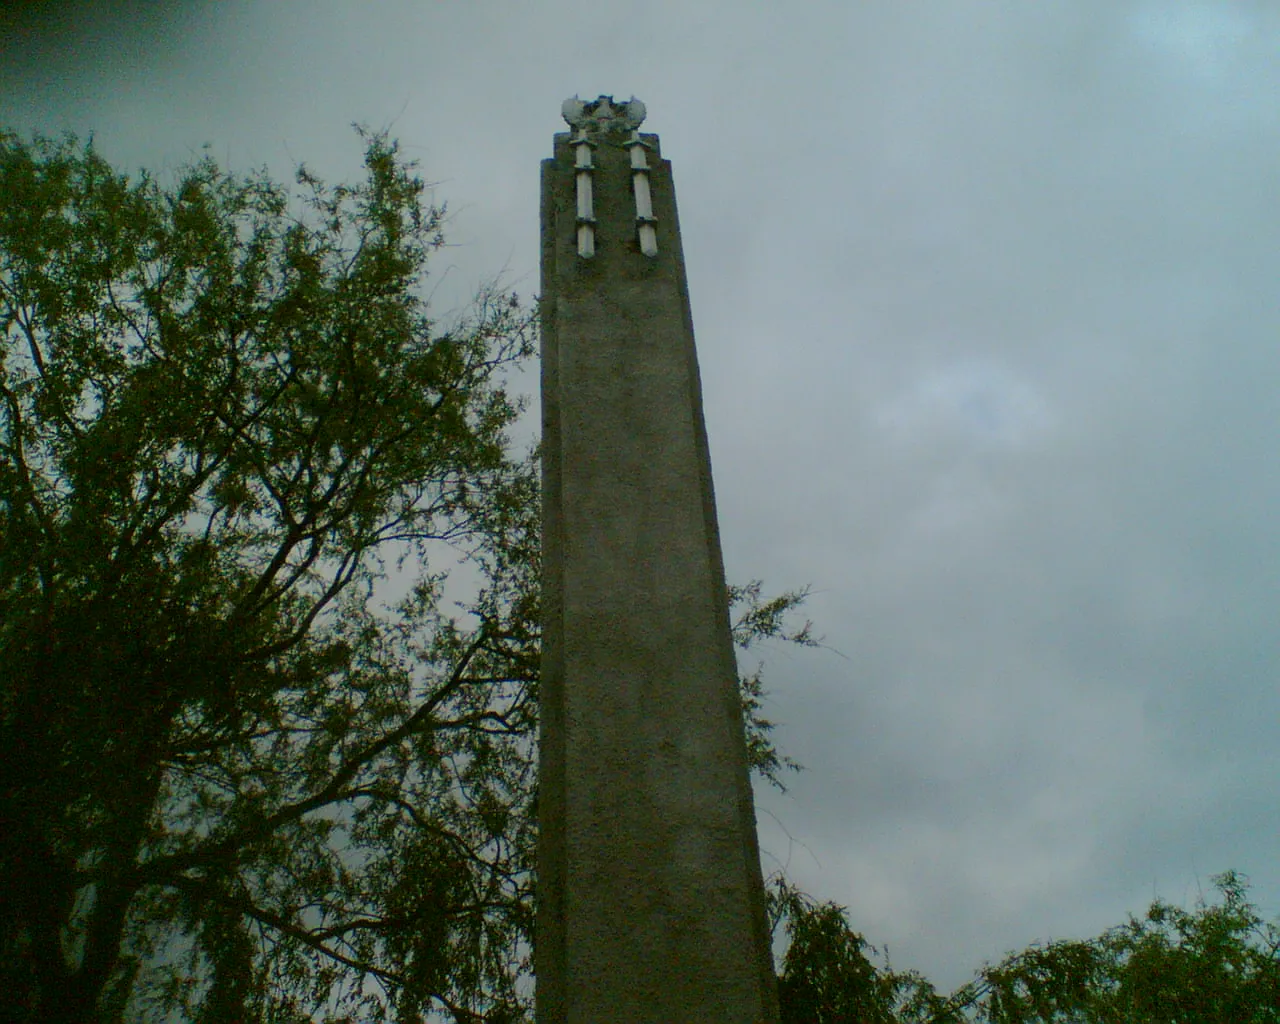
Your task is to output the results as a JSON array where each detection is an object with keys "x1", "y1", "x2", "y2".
[{"x1": 4, "y1": 0, "x2": 1278, "y2": 993}]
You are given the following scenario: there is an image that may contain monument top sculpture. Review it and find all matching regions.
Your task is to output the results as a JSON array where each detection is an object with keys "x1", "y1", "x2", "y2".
[{"x1": 560, "y1": 94, "x2": 646, "y2": 132}]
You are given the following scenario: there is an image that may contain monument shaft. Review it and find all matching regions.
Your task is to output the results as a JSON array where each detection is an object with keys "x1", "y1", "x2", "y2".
[{"x1": 537, "y1": 97, "x2": 780, "y2": 1023}]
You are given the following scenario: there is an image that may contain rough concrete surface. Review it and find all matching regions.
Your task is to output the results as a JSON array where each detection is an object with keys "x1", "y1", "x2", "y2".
[{"x1": 536, "y1": 100, "x2": 780, "y2": 1023}]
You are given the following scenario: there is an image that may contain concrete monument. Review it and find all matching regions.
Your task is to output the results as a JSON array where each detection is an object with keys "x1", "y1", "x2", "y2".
[{"x1": 536, "y1": 95, "x2": 780, "y2": 1022}]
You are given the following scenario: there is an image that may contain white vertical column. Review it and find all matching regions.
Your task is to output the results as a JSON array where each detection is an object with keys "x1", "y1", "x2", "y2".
[
  {"x1": 572, "y1": 129, "x2": 596, "y2": 259},
  {"x1": 625, "y1": 131, "x2": 658, "y2": 257}
]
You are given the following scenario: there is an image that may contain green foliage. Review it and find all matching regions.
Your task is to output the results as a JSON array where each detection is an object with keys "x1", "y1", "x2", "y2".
[
  {"x1": 770, "y1": 877, "x2": 902, "y2": 1023},
  {"x1": 0, "y1": 125, "x2": 535, "y2": 1022},
  {"x1": 0, "y1": 126, "x2": 817, "y2": 1022},
  {"x1": 773, "y1": 871, "x2": 1280, "y2": 1024},
  {"x1": 729, "y1": 579, "x2": 815, "y2": 791},
  {"x1": 954, "y1": 870, "x2": 1280, "y2": 1024}
]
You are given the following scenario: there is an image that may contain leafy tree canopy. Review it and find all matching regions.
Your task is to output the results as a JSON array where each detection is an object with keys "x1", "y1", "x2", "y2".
[
  {"x1": 0, "y1": 123, "x2": 541, "y2": 1022},
  {"x1": 773, "y1": 870, "x2": 1280, "y2": 1024},
  {"x1": 0, "y1": 125, "x2": 817, "y2": 1023}
]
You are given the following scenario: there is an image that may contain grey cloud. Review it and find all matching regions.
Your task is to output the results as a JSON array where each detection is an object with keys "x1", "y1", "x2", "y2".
[{"x1": 3, "y1": 0, "x2": 1277, "y2": 994}]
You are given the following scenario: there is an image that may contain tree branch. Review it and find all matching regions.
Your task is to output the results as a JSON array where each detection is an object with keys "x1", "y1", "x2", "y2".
[{"x1": 134, "y1": 625, "x2": 492, "y2": 884}]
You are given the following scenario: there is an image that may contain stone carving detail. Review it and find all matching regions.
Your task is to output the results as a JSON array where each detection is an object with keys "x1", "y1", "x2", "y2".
[
  {"x1": 625, "y1": 132, "x2": 658, "y2": 258},
  {"x1": 563, "y1": 96, "x2": 657, "y2": 258},
  {"x1": 571, "y1": 127, "x2": 596, "y2": 259},
  {"x1": 562, "y1": 94, "x2": 646, "y2": 132}
]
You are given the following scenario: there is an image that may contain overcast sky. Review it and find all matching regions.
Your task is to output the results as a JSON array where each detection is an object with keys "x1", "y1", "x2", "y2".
[{"x1": 4, "y1": 0, "x2": 1278, "y2": 994}]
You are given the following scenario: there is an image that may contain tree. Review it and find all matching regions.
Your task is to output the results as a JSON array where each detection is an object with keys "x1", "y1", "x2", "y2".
[
  {"x1": 0, "y1": 127, "x2": 820, "y2": 1022},
  {"x1": 0, "y1": 125, "x2": 537, "y2": 1022},
  {"x1": 966, "y1": 870, "x2": 1280, "y2": 1024},
  {"x1": 771, "y1": 871, "x2": 1280, "y2": 1024},
  {"x1": 770, "y1": 877, "x2": 902, "y2": 1024}
]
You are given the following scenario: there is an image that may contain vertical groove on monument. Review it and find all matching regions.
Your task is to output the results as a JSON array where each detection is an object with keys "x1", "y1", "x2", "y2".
[{"x1": 536, "y1": 96, "x2": 780, "y2": 1023}]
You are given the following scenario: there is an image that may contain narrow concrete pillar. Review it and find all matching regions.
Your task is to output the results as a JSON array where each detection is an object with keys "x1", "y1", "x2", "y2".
[{"x1": 536, "y1": 95, "x2": 780, "y2": 1024}]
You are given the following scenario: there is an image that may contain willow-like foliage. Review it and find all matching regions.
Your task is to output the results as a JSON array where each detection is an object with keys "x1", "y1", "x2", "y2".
[{"x1": 0, "y1": 128, "x2": 812, "y2": 1023}]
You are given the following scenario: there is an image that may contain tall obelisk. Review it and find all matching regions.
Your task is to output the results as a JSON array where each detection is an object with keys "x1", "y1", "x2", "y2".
[{"x1": 537, "y1": 96, "x2": 780, "y2": 1022}]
